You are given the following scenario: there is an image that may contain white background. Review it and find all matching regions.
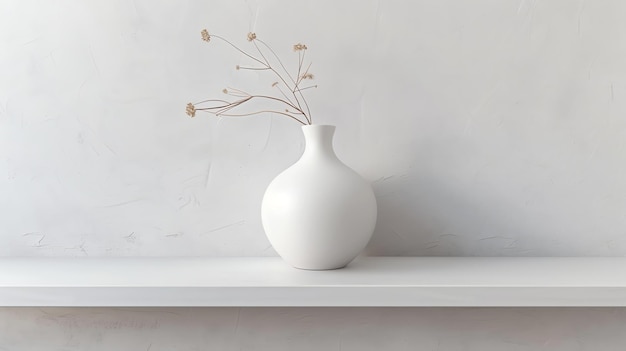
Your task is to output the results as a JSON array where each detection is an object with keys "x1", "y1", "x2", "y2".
[{"x1": 2, "y1": 0, "x2": 626, "y2": 349}]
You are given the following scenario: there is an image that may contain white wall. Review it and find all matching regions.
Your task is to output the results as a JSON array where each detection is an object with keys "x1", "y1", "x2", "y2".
[
  {"x1": 2, "y1": 0, "x2": 626, "y2": 349},
  {"x1": 3, "y1": 308, "x2": 626, "y2": 350}
]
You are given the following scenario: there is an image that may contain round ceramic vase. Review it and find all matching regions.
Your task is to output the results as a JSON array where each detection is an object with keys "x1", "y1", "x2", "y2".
[{"x1": 261, "y1": 125, "x2": 377, "y2": 270}]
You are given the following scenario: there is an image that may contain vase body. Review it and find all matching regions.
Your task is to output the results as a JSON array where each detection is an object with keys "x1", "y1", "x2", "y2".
[{"x1": 261, "y1": 125, "x2": 377, "y2": 270}]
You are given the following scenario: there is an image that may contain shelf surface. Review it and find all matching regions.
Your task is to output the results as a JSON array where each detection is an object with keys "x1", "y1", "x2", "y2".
[{"x1": 1, "y1": 257, "x2": 626, "y2": 307}]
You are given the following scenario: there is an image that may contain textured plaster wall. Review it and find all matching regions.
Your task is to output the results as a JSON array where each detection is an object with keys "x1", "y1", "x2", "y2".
[
  {"x1": 2, "y1": 0, "x2": 626, "y2": 349},
  {"x1": 3, "y1": 308, "x2": 626, "y2": 350}
]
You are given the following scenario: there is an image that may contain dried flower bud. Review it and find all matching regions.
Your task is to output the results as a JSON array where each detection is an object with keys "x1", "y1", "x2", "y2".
[
  {"x1": 247, "y1": 32, "x2": 257, "y2": 41},
  {"x1": 271, "y1": 82, "x2": 279, "y2": 87},
  {"x1": 293, "y1": 43, "x2": 308, "y2": 51},
  {"x1": 186, "y1": 103, "x2": 196, "y2": 117},
  {"x1": 222, "y1": 89, "x2": 228, "y2": 94},
  {"x1": 236, "y1": 65, "x2": 240, "y2": 70},
  {"x1": 301, "y1": 73, "x2": 314, "y2": 80},
  {"x1": 201, "y1": 29, "x2": 210, "y2": 42}
]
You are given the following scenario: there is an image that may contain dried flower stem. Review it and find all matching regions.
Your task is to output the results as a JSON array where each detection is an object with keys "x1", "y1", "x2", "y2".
[
  {"x1": 298, "y1": 85, "x2": 318, "y2": 91},
  {"x1": 296, "y1": 50, "x2": 305, "y2": 88},
  {"x1": 252, "y1": 39, "x2": 310, "y2": 124},
  {"x1": 196, "y1": 93, "x2": 308, "y2": 124},
  {"x1": 237, "y1": 66, "x2": 270, "y2": 71},
  {"x1": 258, "y1": 38, "x2": 313, "y2": 124},
  {"x1": 257, "y1": 39, "x2": 297, "y2": 86},
  {"x1": 210, "y1": 34, "x2": 265, "y2": 67},
  {"x1": 210, "y1": 110, "x2": 307, "y2": 125},
  {"x1": 187, "y1": 31, "x2": 316, "y2": 125},
  {"x1": 274, "y1": 84, "x2": 298, "y2": 108}
]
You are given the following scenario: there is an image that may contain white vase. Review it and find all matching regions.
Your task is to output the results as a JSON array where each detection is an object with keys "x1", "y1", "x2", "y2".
[{"x1": 261, "y1": 125, "x2": 377, "y2": 270}]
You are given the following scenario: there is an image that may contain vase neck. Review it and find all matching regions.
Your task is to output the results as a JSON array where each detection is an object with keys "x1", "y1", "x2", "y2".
[{"x1": 301, "y1": 125, "x2": 338, "y2": 159}]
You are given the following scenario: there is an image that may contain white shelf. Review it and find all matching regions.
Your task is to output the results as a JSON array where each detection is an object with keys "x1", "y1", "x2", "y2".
[{"x1": 1, "y1": 257, "x2": 626, "y2": 307}]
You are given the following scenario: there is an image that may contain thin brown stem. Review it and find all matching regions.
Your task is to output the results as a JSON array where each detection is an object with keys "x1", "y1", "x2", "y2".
[
  {"x1": 294, "y1": 62, "x2": 313, "y2": 90},
  {"x1": 194, "y1": 98, "x2": 230, "y2": 105},
  {"x1": 225, "y1": 87, "x2": 252, "y2": 97},
  {"x1": 252, "y1": 41, "x2": 270, "y2": 69},
  {"x1": 297, "y1": 89, "x2": 312, "y2": 124},
  {"x1": 238, "y1": 66, "x2": 270, "y2": 71},
  {"x1": 249, "y1": 95, "x2": 304, "y2": 113},
  {"x1": 296, "y1": 51, "x2": 303, "y2": 88},
  {"x1": 196, "y1": 95, "x2": 304, "y2": 116},
  {"x1": 293, "y1": 61, "x2": 313, "y2": 123},
  {"x1": 253, "y1": 40, "x2": 305, "y2": 120},
  {"x1": 274, "y1": 84, "x2": 297, "y2": 107},
  {"x1": 211, "y1": 35, "x2": 265, "y2": 67},
  {"x1": 195, "y1": 99, "x2": 244, "y2": 110},
  {"x1": 213, "y1": 110, "x2": 307, "y2": 125},
  {"x1": 256, "y1": 38, "x2": 309, "y2": 123},
  {"x1": 215, "y1": 99, "x2": 248, "y2": 114},
  {"x1": 256, "y1": 39, "x2": 297, "y2": 86}
]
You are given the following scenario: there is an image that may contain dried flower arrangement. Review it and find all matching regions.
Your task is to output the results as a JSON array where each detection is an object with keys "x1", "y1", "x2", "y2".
[{"x1": 186, "y1": 30, "x2": 316, "y2": 125}]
